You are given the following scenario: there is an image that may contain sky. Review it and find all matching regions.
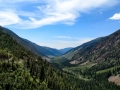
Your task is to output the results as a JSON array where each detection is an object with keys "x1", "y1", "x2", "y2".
[{"x1": 0, "y1": 0, "x2": 120, "y2": 49}]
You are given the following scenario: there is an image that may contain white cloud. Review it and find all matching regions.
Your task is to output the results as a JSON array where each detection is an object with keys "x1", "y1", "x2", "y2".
[
  {"x1": 38, "y1": 37, "x2": 94, "y2": 49},
  {"x1": 54, "y1": 36, "x2": 71, "y2": 39},
  {"x1": 109, "y1": 13, "x2": 120, "y2": 20},
  {"x1": 0, "y1": 11, "x2": 21, "y2": 26},
  {"x1": 0, "y1": 0, "x2": 119, "y2": 29}
]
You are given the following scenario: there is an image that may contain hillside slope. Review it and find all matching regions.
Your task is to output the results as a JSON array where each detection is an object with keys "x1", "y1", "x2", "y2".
[
  {"x1": 1, "y1": 26, "x2": 44, "y2": 56},
  {"x1": 33, "y1": 45, "x2": 62, "y2": 56},
  {"x1": 64, "y1": 29, "x2": 120, "y2": 65},
  {"x1": 1, "y1": 26, "x2": 62, "y2": 57},
  {"x1": 0, "y1": 26, "x2": 78, "y2": 90},
  {"x1": 59, "y1": 47, "x2": 73, "y2": 54},
  {"x1": 1, "y1": 27, "x2": 120, "y2": 90},
  {"x1": 63, "y1": 37, "x2": 104, "y2": 60}
]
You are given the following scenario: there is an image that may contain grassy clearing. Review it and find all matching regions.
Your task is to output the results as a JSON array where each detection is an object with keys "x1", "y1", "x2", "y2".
[
  {"x1": 63, "y1": 67, "x2": 89, "y2": 80},
  {"x1": 96, "y1": 66, "x2": 120, "y2": 74},
  {"x1": 50, "y1": 56, "x2": 68, "y2": 64},
  {"x1": 68, "y1": 63, "x2": 94, "y2": 69},
  {"x1": 62, "y1": 63, "x2": 94, "y2": 80},
  {"x1": 64, "y1": 62, "x2": 94, "y2": 73}
]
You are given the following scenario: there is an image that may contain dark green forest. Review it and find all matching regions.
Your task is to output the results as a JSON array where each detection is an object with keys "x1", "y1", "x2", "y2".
[
  {"x1": 0, "y1": 27, "x2": 79, "y2": 90},
  {"x1": 1, "y1": 26, "x2": 120, "y2": 90}
]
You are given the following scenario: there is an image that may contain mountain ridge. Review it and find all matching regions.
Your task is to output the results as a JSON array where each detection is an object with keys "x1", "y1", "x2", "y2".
[
  {"x1": 0, "y1": 26, "x2": 78, "y2": 90},
  {"x1": 59, "y1": 47, "x2": 73, "y2": 54},
  {"x1": 1, "y1": 26, "x2": 120, "y2": 90},
  {"x1": 63, "y1": 37, "x2": 105, "y2": 60},
  {"x1": 64, "y1": 29, "x2": 120, "y2": 65},
  {"x1": 1, "y1": 26, "x2": 67, "y2": 57}
]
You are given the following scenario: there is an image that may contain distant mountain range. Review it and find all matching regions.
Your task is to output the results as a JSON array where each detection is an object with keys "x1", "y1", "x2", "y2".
[
  {"x1": 1, "y1": 26, "x2": 72, "y2": 58},
  {"x1": 63, "y1": 29, "x2": 120, "y2": 65},
  {"x1": 59, "y1": 47, "x2": 72, "y2": 54}
]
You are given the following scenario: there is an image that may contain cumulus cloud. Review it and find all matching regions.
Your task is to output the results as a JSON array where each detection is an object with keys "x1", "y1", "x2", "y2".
[
  {"x1": 0, "y1": 0, "x2": 119, "y2": 29},
  {"x1": 109, "y1": 13, "x2": 120, "y2": 20},
  {"x1": 0, "y1": 11, "x2": 21, "y2": 26}
]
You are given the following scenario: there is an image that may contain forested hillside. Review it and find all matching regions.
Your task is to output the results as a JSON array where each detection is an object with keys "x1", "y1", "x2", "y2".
[
  {"x1": 63, "y1": 29, "x2": 120, "y2": 67},
  {"x1": 63, "y1": 37, "x2": 104, "y2": 60},
  {"x1": 51, "y1": 29, "x2": 120, "y2": 90},
  {"x1": 1, "y1": 26, "x2": 120, "y2": 90},
  {"x1": 0, "y1": 27, "x2": 79, "y2": 90},
  {"x1": 1, "y1": 26, "x2": 62, "y2": 57}
]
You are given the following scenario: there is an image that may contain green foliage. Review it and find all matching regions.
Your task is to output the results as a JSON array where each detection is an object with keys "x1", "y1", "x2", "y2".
[
  {"x1": 0, "y1": 27, "x2": 80, "y2": 90},
  {"x1": 50, "y1": 29, "x2": 120, "y2": 90},
  {"x1": 1, "y1": 26, "x2": 120, "y2": 90}
]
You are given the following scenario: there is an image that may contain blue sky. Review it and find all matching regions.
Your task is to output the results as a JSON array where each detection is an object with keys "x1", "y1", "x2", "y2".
[{"x1": 0, "y1": 0, "x2": 120, "y2": 49}]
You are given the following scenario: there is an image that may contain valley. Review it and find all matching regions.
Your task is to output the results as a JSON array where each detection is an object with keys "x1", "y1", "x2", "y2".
[
  {"x1": 1, "y1": 26, "x2": 120, "y2": 90},
  {"x1": 0, "y1": 0, "x2": 120, "y2": 90},
  {"x1": 50, "y1": 29, "x2": 120, "y2": 89}
]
